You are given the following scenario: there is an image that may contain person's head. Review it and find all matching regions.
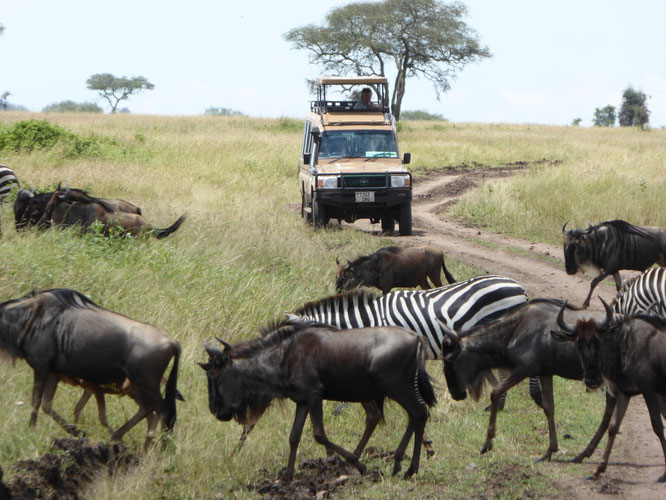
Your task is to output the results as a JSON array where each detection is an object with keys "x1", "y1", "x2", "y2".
[{"x1": 360, "y1": 88, "x2": 372, "y2": 104}]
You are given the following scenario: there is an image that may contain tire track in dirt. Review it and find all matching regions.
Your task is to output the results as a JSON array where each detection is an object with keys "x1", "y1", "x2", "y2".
[{"x1": 348, "y1": 167, "x2": 663, "y2": 499}]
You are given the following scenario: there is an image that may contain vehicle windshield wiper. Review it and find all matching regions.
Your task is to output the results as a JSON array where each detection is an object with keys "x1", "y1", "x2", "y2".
[{"x1": 329, "y1": 155, "x2": 362, "y2": 163}]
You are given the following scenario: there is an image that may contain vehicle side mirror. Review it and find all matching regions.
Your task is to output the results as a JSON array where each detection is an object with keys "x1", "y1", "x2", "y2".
[
  {"x1": 403, "y1": 152, "x2": 411, "y2": 164},
  {"x1": 303, "y1": 153, "x2": 311, "y2": 165}
]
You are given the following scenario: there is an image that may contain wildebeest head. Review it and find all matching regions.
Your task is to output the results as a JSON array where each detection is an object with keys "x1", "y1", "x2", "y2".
[
  {"x1": 13, "y1": 189, "x2": 51, "y2": 230},
  {"x1": 335, "y1": 255, "x2": 380, "y2": 292},
  {"x1": 550, "y1": 299, "x2": 613, "y2": 389},
  {"x1": 438, "y1": 321, "x2": 475, "y2": 402},
  {"x1": 562, "y1": 221, "x2": 593, "y2": 275}
]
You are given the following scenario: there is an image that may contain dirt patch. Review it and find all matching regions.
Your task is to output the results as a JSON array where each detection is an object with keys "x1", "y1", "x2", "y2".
[
  {"x1": 1, "y1": 438, "x2": 137, "y2": 500},
  {"x1": 250, "y1": 454, "x2": 383, "y2": 499}
]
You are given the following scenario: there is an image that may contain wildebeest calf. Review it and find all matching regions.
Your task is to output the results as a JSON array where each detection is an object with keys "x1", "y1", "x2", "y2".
[
  {"x1": 199, "y1": 320, "x2": 436, "y2": 481},
  {"x1": 336, "y1": 245, "x2": 456, "y2": 294}
]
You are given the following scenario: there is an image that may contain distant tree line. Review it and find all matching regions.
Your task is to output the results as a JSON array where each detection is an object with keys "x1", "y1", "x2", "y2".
[
  {"x1": 204, "y1": 107, "x2": 245, "y2": 116},
  {"x1": 400, "y1": 110, "x2": 447, "y2": 121},
  {"x1": 42, "y1": 100, "x2": 103, "y2": 113},
  {"x1": 592, "y1": 86, "x2": 650, "y2": 128}
]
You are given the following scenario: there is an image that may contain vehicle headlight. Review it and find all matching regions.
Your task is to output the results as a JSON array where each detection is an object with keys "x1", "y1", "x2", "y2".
[
  {"x1": 317, "y1": 176, "x2": 340, "y2": 189},
  {"x1": 390, "y1": 175, "x2": 410, "y2": 188}
]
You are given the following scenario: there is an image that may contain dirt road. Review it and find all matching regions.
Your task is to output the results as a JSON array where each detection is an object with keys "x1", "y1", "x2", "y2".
[{"x1": 353, "y1": 166, "x2": 664, "y2": 498}]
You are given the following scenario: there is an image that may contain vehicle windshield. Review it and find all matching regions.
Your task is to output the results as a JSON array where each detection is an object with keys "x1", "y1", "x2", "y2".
[{"x1": 318, "y1": 131, "x2": 398, "y2": 159}]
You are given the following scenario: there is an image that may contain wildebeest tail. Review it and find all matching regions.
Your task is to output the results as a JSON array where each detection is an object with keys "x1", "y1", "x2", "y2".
[
  {"x1": 415, "y1": 341, "x2": 437, "y2": 408},
  {"x1": 152, "y1": 214, "x2": 187, "y2": 239},
  {"x1": 164, "y1": 342, "x2": 181, "y2": 431},
  {"x1": 442, "y1": 259, "x2": 456, "y2": 284}
]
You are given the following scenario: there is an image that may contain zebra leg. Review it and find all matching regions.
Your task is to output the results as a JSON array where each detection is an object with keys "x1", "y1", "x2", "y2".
[
  {"x1": 483, "y1": 371, "x2": 507, "y2": 411},
  {"x1": 331, "y1": 402, "x2": 349, "y2": 416}
]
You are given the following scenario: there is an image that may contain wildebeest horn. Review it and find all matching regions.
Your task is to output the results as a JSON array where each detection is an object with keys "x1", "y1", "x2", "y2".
[
  {"x1": 202, "y1": 338, "x2": 224, "y2": 357},
  {"x1": 561, "y1": 221, "x2": 569, "y2": 234},
  {"x1": 556, "y1": 302, "x2": 575, "y2": 334},
  {"x1": 215, "y1": 337, "x2": 233, "y2": 351},
  {"x1": 335, "y1": 257, "x2": 340, "y2": 265},
  {"x1": 597, "y1": 297, "x2": 613, "y2": 330},
  {"x1": 18, "y1": 189, "x2": 34, "y2": 200}
]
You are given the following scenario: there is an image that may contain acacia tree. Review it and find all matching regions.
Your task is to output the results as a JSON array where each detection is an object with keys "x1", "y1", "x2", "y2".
[
  {"x1": 592, "y1": 105, "x2": 616, "y2": 127},
  {"x1": 284, "y1": 0, "x2": 490, "y2": 120},
  {"x1": 86, "y1": 73, "x2": 154, "y2": 113},
  {"x1": 618, "y1": 87, "x2": 650, "y2": 128}
]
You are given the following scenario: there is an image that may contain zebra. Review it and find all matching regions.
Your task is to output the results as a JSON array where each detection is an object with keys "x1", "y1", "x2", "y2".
[
  {"x1": 613, "y1": 267, "x2": 666, "y2": 318},
  {"x1": 0, "y1": 165, "x2": 19, "y2": 203},
  {"x1": 288, "y1": 275, "x2": 543, "y2": 411}
]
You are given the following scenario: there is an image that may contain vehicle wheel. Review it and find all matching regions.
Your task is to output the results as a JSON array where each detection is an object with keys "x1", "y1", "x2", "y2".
[
  {"x1": 301, "y1": 192, "x2": 312, "y2": 223},
  {"x1": 381, "y1": 216, "x2": 395, "y2": 235},
  {"x1": 398, "y1": 202, "x2": 412, "y2": 236},
  {"x1": 312, "y1": 194, "x2": 328, "y2": 228}
]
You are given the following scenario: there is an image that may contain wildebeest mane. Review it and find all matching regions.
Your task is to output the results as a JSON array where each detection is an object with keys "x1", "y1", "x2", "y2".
[
  {"x1": 59, "y1": 188, "x2": 116, "y2": 213},
  {"x1": 232, "y1": 318, "x2": 334, "y2": 359},
  {"x1": 350, "y1": 246, "x2": 401, "y2": 267},
  {"x1": 595, "y1": 219, "x2": 656, "y2": 241},
  {"x1": 11, "y1": 289, "x2": 99, "y2": 310},
  {"x1": 291, "y1": 288, "x2": 382, "y2": 317}
]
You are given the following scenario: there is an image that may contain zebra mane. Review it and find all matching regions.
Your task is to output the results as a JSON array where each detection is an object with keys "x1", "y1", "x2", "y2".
[
  {"x1": 232, "y1": 318, "x2": 334, "y2": 359},
  {"x1": 598, "y1": 219, "x2": 656, "y2": 240},
  {"x1": 291, "y1": 288, "x2": 382, "y2": 317}
]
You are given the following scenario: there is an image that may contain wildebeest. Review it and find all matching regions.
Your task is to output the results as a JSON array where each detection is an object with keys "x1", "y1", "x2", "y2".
[
  {"x1": 562, "y1": 220, "x2": 666, "y2": 308},
  {"x1": 14, "y1": 186, "x2": 142, "y2": 231},
  {"x1": 440, "y1": 298, "x2": 615, "y2": 462},
  {"x1": 553, "y1": 299, "x2": 666, "y2": 481},
  {"x1": 335, "y1": 245, "x2": 456, "y2": 294},
  {"x1": 0, "y1": 289, "x2": 181, "y2": 450},
  {"x1": 37, "y1": 187, "x2": 186, "y2": 238},
  {"x1": 199, "y1": 319, "x2": 436, "y2": 481}
]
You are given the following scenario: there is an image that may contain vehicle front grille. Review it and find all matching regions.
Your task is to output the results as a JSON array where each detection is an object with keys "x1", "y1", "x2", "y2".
[{"x1": 342, "y1": 175, "x2": 387, "y2": 188}]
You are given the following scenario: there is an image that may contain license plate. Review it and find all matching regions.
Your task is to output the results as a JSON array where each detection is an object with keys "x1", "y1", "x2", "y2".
[{"x1": 355, "y1": 191, "x2": 375, "y2": 202}]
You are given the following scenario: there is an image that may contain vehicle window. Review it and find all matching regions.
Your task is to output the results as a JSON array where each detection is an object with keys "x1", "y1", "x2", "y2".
[
  {"x1": 302, "y1": 122, "x2": 312, "y2": 155},
  {"x1": 319, "y1": 131, "x2": 398, "y2": 159}
]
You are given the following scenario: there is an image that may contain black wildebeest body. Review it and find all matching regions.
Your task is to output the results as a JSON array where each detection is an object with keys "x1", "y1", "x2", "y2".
[
  {"x1": 0, "y1": 289, "x2": 181, "y2": 450},
  {"x1": 335, "y1": 245, "x2": 456, "y2": 294},
  {"x1": 14, "y1": 187, "x2": 142, "y2": 230},
  {"x1": 199, "y1": 320, "x2": 436, "y2": 481},
  {"x1": 554, "y1": 301, "x2": 666, "y2": 481},
  {"x1": 562, "y1": 220, "x2": 666, "y2": 308},
  {"x1": 441, "y1": 298, "x2": 615, "y2": 462},
  {"x1": 38, "y1": 188, "x2": 185, "y2": 238}
]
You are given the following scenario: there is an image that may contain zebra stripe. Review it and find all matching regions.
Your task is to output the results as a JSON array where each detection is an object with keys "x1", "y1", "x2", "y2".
[
  {"x1": 292, "y1": 275, "x2": 528, "y2": 359},
  {"x1": 613, "y1": 267, "x2": 666, "y2": 318},
  {"x1": 0, "y1": 165, "x2": 19, "y2": 202}
]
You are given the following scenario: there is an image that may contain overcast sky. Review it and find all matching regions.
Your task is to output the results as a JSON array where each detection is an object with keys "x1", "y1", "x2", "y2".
[{"x1": 2, "y1": 0, "x2": 665, "y2": 127}]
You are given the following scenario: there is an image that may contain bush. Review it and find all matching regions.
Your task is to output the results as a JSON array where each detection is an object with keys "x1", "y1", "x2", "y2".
[
  {"x1": 42, "y1": 100, "x2": 103, "y2": 113},
  {"x1": 400, "y1": 110, "x2": 447, "y2": 121},
  {"x1": 0, "y1": 120, "x2": 69, "y2": 152}
]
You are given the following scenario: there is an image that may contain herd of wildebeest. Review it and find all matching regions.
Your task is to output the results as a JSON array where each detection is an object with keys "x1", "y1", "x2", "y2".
[{"x1": 1, "y1": 164, "x2": 666, "y2": 485}]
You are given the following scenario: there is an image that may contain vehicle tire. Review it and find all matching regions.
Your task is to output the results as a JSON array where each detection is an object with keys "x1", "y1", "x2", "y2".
[
  {"x1": 398, "y1": 202, "x2": 412, "y2": 236},
  {"x1": 312, "y1": 194, "x2": 328, "y2": 228},
  {"x1": 301, "y1": 192, "x2": 312, "y2": 224},
  {"x1": 381, "y1": 216, "x2": 395, "y2": 235}
]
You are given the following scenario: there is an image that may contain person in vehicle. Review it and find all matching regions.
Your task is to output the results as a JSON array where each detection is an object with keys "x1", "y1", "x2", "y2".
[{"x1": 354, "y1": 88, "x2": 378, "y2": 110}]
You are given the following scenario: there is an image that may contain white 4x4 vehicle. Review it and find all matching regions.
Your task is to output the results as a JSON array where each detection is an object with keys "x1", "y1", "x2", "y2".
[{"x1": 298, "y1": 76, "x2": 412, "y2": 235}]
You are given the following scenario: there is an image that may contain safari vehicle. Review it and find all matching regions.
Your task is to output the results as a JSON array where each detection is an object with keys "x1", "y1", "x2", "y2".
[{"x1": 298, "y1": 76, "x2": 412, "y2": 235}]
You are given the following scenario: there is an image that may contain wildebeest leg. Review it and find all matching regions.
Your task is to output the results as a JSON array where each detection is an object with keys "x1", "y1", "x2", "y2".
[
  {"x1": 482, "y1": 371, "x2": 525, "y2": 454},
  {"x1": 612, "y1": 272, "x2": 623, "y2": 291},
  {"x1": 308, "y1": 399, "x2": 366, "y2": 476},
  {"x1": 583, "y1": 272, "x2": 611, "y2": 308},
  {"x1": 571, "y1": 392, "x2": 616, "y2": 463},
  {"x1": 144, "y1": 412, "x2": 160, "y2": 451},
  {"x1": 390, "y1": 396, "x2": 427, "y2": 479},
  {"x1": 73, "y1": 390, "x2": 114, "y2": 434},
  {"x1": 73, "y1": 390, "x2": 93, "y2": 424},
  {"x1": 591, "y1": 392, "x2": 630, "y2": 480},
  {"x1": 285, "y1": 403, "x2": 308, "y2": 482},
  {"x1": 643, "y1": 393, "x2": 666, "y2": 482},
  {"x1": 536, "y1": 375, "x2": 557, "y2": 462},
  {"x1": 234, "y1": 423, "x2": 255, "y2": 455},
  {"x1": 40, "y1": 373, "x2": 81, "y2": 436},
  {"x1": 353, "y1": 400, "x2": 383, "y2": 457},
  {"x1": 29, "y1": 372, "x2": 47, "y2": 427},
  {"x1": 110, "y1": 405, "x2": 153, "y2": 443}
]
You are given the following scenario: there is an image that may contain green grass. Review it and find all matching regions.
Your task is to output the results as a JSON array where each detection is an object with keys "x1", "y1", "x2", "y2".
[{"x1": 0, "y1": 112, "x2": 662, "y2": 498}]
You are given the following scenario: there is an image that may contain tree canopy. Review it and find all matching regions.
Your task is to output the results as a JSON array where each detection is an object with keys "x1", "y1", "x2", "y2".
[
  {"x1": 619, "y1": 87, "x2": 650, "y2": 128},
  {"x1": 592, "y1": 105, "x2": 616, "y2": 127},
  {"x1": 284, "y1": 0, "x2": 490, "y2": 120},
  {"x1": 86, "y1": 73, "x2": 154, "y2": 114}
]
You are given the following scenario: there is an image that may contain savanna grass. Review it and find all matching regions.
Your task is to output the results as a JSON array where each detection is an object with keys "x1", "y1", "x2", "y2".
[{"x1": 0, "y1": 111, "x2": 658, "y2": 498}]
